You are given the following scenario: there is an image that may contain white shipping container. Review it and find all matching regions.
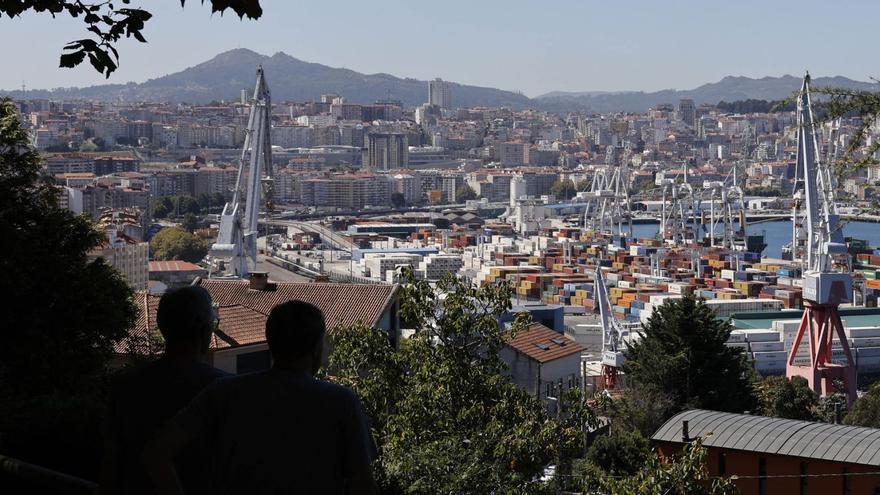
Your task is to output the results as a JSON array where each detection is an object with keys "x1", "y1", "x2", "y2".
[
  {"x1": 728, "y1": 330, "x2": 749, "y2": 343},
  {"x1": 851, "y1": 337, "x2": 880, "y2": 348},
  {"x1": 741, "y1": 329, "x2": 781, "y2": 342},
  {"x1": 618, "y1": 280, "x2": 632, "y2": 289},
  {"x1": 847, "y1": 327, "x2": 880, "y2": 339},
  {"x1": 721, "y1": 269, "x2": 735, "y2": 280},
  {"x1": 726, "y1": 342, "x2": 749, "y2": 350},
  {"x1": 858, "y1": 347, "x2": 880, "y2": 358},
  {"x1": 753, "y1": 350, "x2": 789, "y2": 361},
  {"x1": 754, "y1": 360, "x2": 787, "y2": 372},
  {"x1": 750, "y1": 341, "x2": 784, "y2": 352}
]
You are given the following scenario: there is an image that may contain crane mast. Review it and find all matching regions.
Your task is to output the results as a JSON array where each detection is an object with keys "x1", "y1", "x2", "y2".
[
  {"x1": 211, "y1": 66, "x2": 273, "y2": 278},
  {"x1": 785, "y1": 73, "x2": 856, "y2": 404},
  {"x1": 595, "y1": 266, "x2": 628, "y2": 389}
]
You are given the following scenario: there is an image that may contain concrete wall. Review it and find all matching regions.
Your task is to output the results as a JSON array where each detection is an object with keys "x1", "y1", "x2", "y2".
[{"x1": 211, "y1": 343, "x2": 270, "y2": 374}]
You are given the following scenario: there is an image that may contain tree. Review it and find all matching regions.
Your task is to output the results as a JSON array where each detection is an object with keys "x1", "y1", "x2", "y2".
[
  {"x1": 585, "y1": 429, "x2": 651, "y2": 477},
  {"x1": 623, "y1": 294, "x2": 756, "y2": 422},
  {"x1": 755, "y1": 376, "x2": 818, "y2": 421},
  {"x1": 455, "y1": 184, "x2": 477, "y2": 203},
  {"x1": 390, "y1": 192, "x2": 406, "y2": 208},
  {"x1": 150, "y1": 227, "x2": 208, "y2": 263},
  {"x1": 597, "y1": 437, "x2": 737, "y2": 495},
  {"x1": 0, "y1": 1, "x2": 262, "y2": 78},
  {"x1": 328, "y1": 268, "x2": 598, "y2": 494},
  {"x1": 152, "y1": 196, "x2": 174, "y2": 219},
  {"x1": 0, "y1": 97, "x2": 136, "y2": 478},
  {"x1": 550, "y1": 179, "x2": 577, "y2": 200},
  {"x1": 845, "y1": 382, "x2": 880, "y2": 427},
  {"x1": 180, "y1": 212, "x2": 199, "y2": 233},
  {"x1": 175, "y1": 196, "x2": 201, "y2": 216}
]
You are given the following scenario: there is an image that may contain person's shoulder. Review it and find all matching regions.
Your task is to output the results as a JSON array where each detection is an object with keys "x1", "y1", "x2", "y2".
[{"x1": 311, "y1": 378, "x2": 360, "y2": 404}]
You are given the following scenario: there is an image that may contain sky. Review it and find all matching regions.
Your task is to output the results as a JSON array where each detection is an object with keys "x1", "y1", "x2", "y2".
[{"x1": 1, "y1": 0, "x2": 878, "y2": 97}]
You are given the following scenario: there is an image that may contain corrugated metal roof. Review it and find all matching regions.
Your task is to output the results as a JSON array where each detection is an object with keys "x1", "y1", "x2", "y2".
[{"x1": 653, "y1": 409, "x2": 880, "y2": 466}]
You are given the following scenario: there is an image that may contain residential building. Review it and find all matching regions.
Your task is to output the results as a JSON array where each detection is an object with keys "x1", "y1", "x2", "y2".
[
  {"x1": 428, "y1": 78, "x2": 451, "y2": 109},
  {"x1": 89, "y1": 226, "x2": 149, "y2": 291},
  {"x1": 366, "y1": 133, "x2": 409, "y2": 170}
]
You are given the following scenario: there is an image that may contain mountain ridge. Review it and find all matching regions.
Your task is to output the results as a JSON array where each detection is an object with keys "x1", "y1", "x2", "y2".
[{"x1": 3, "y1": 49, "x2": 877, "y2": 112}]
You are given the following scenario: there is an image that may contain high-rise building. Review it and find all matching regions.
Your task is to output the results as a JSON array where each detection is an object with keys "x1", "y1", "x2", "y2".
[
  {"x1": 428, "y1": 78, "x2": 451, "y2": 109},
  {"x1": 679, "y1": 98, "x2": 696, "y2": 127},
  {"x1": 366, "y1": 133, "x2": 409, "y2": 170}
]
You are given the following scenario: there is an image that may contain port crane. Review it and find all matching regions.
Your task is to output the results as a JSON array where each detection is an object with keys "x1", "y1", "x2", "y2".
[
  {"x1": 582, "y1": 163, "x2": 633, "y2": 237},
  {"x1": 785, "y1": 73, "x2": 857, "y2": 404},
  {"x1": 594, "y1": 265, "x2": 631, "y2": 390},
  {"x1": 211, "y1": 66, "x2": 274, "y2": 278}
]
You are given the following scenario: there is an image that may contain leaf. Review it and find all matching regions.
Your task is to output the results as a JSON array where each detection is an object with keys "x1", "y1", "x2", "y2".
[
  {"x1": 59, "y1": 50, "x2": 86, "y2": 68},
  {"x1": 132, "y1": 29, "x2": 146, "y2": 43}
]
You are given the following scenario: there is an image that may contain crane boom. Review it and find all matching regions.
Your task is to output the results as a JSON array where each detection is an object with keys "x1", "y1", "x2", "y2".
[{"x1": 211, "y1": 66, "x2": 273, "y2": 278}]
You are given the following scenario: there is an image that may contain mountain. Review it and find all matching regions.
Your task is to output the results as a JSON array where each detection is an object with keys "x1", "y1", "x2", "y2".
[
  {"x1": 534, "y1": 75, "x2": 879, "y2": 113},
  {"x1": 3, "y1": 51, "x2": 877, "y2": 113},
  {"x1": 2, "y1": 49, "x2": 532, "y2": 108}
]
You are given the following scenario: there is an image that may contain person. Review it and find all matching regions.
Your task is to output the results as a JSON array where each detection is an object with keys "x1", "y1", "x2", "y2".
[
  {"x1": 100, "y1": 285, "x2": 227, "y2": 495},
  {"x1": 144, "y1": 300, "x2": 377, "y2": 495}
]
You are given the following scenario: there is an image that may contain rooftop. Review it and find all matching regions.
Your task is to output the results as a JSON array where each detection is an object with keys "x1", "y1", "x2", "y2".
[
  {"x1": 506, "y1": 322, "x2": 584, "y2": 363},
  {"x1": 148, "y1": 260, "x2": 205, "y2": 272},
  {"x1": 653, "y1": 409, "x2": 880, "y2": 467}
]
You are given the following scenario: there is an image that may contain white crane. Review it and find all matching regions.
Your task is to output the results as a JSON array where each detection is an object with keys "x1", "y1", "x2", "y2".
[
  {"x1": 786, "y1": 73, "x2": 856, "y2": 404},
  {"x1": 595, "y1": 266, "x2": 630, "y2": 390},
  {"x1": 582, "y1": 163, "x2": 633, "y2": 237},
  {"x1": 211, "y1": 66, "x2": 274, "y2": 278}
]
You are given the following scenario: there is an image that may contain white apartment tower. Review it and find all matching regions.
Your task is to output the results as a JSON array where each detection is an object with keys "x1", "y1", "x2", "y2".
[{"x1": 428, "y1": 78, "x2": 451, "y2": 109}]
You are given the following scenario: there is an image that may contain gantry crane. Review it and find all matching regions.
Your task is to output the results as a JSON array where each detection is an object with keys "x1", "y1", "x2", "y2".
[
  {"x1": 582, "y1": 163, "x2": 633, "y2": 237},
  {"x1": 785, "y1": 73, "x2": 857, "y2": 404},
  {"x1": 211, "y1": 66, "x2": 274, "y2": 278}
]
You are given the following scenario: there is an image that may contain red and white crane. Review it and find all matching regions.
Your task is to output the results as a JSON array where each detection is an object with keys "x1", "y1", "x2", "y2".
[
  {"x1": 595, "y1": 266, "x2": 630, "y2": 390},
  {"x1": 785, "y1": 73, "x2": 857, "y2": 404}
]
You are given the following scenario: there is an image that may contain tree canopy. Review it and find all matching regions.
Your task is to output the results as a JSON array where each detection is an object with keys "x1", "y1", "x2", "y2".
[
  {"x1": 150, "y1": 227, "x2": 208, "y2": 262},
  {"x1": 0, "y1": 97, "x2": 136, "y2": 397},
  {"x1": 623, "y1": 294, "x2": 756, "y2": 426},
  {"x1": 0, "y1": 97, "x2": 137, "y2": 479},
  {"x1": 845, "y1": 382, "x2": 880, "y2": 428},
  {"x1": 328, "y1": 269, "x2": 597, "y2": 493},
  {"x1": 550, "y1": 178, "x2": 577, "y2": 200},
  {"x1": 0, "y1": 0, "x2": 263, "y2": 77},
  {"x1": 454, "y1": 184, "x2": 477, "y2": 203},
  {"x1": 755, "y1": 375, "x2": 818, "y2": 421}
]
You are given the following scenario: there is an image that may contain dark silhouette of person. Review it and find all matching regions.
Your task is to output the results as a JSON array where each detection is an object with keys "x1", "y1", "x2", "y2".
[
  {"x1": 144, "y1": 300, "x2": 378, "y2": 495},
  {"x1": 100, "y1": 285, "x2": 227, "y2": 495}
]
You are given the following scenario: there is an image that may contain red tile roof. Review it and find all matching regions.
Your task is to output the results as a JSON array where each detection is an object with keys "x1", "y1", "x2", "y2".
[
  {"x1": 506, "y1": 322, "x2": 585, "y2": 363},
  {"x1": 149, "y1": 260, "x2": 205, "y2": 272},
  {"x1": 125, "y1": 280, "x2": 399, "y2": 352}
]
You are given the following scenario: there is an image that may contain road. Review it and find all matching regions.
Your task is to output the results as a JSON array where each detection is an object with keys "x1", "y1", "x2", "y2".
[{"x1": 255, "y1": 254, "x2": 311, "y2": 282}]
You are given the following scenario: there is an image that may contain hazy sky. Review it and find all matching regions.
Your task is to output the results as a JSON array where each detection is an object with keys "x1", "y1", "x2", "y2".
[{"x1": 1, "y1": 0, "x2": 877, "y2": 96}]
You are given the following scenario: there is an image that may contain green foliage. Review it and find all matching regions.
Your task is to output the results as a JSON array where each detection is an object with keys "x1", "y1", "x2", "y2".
[
  {"x1": 1, "y1": 1, "x2": 262, "y2": 77},
  {"x1": 607, "y1": 384, "x2": 681, "y2": 438},
  {"x1": 845, "y1": 383, "x2": 880, "y2": 427},
  {"x1": 550, "y1": 179, "x2": 577, "y2": 200},
  {"x1": 585, "y1": 429, "x2": 651, "y2": 477},
  {"x1": 623, "y1": 294, "x2": 756, "y2": 427},
  {"x1": 598, "y1": 437, "x2": 738, "y2": 495},
  {"x1": 0, "y1": 97, "x2": 136, "y2": 398},
  {"x1": 0, "y1": 97, "x2": 136, "y2": 478},
  {"x1": 811, "y1": 86, "x2": 880, "y2": 172},
  {"x1": 152, "y1": 196, "x2": 174, "y2": 218},
  {"x1": 390, "y1": 192, "x2": 406, "y2": 208},
  {"x1": 755, "y1": 376, "x2": 818, "y2": 421},
  {"x1": 744, "y1": 186, "x2": 781, "y2": 197},
  {"x1": 329, "y1": 268, "x2": 599, "y2": 494},
  {"x1": 150, "y1": 227, "x2": 208, "y2": 262},
  {"x1": 180, "y1": 212, "x2": 199, "y2": 233},
  {"x1": 454, "y1": 184, "x2": 477, "y2": 203}
]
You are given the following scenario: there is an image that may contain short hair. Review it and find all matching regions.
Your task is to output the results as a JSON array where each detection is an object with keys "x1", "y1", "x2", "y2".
[
  {"x1": 156, "y1": 286, "x2": 215, "y2": 347},
  {"x1": 265, "y1": 301, "x2": 326, "y2": 360}
]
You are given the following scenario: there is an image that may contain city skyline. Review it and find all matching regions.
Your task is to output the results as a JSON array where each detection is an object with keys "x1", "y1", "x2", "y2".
[{"x1": 1, "y1": 0, "x2": 878, "y2": 96}]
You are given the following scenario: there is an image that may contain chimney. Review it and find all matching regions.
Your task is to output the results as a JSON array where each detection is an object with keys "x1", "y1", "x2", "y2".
[
  {"x1": 682, "y1": 420, "x2": 690, "y2": 442},
  {"x1": 249, "y1": 271, "x2": 270, "y2": 291}
]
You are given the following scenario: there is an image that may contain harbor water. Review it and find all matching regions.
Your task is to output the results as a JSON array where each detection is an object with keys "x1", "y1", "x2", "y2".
[{"x1": 630, "y1": 220, "x2": 880, "y2": 258}]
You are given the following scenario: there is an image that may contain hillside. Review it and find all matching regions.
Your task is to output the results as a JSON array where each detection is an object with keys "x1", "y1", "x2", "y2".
[{"x1": 2, "y1": 49, "x2": 532, "y2": 108}]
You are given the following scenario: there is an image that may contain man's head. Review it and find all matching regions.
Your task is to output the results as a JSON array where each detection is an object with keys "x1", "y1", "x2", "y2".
[
  {"x1": 156, "y1": 286, "x2": 216, "y2": 356},
  {"x1": 265, "y1": 301, "x2": 326, "y2": 374}
]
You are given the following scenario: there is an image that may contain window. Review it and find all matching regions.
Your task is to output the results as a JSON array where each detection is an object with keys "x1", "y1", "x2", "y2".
[
  {"x1": 236, "y1": 349, "x2": 271, "y2": 374},
  {"x1": 800, "y1": 462, "x2": 808, "y2": 495},
  {"x1": 758, "y1": 457, "x2": 767, "y2": 495},
  {"x1": 718, "y1": 452, "x2": 726, "y2": 476}
]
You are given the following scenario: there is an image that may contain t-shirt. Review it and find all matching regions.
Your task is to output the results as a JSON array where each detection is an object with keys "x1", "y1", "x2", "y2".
[
  {"x1": 104, "y1": 358, "x2": 228, "y2": 495},
  {"x1": 170, "y1": 368, "x2": 377, "y2": 494}
]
